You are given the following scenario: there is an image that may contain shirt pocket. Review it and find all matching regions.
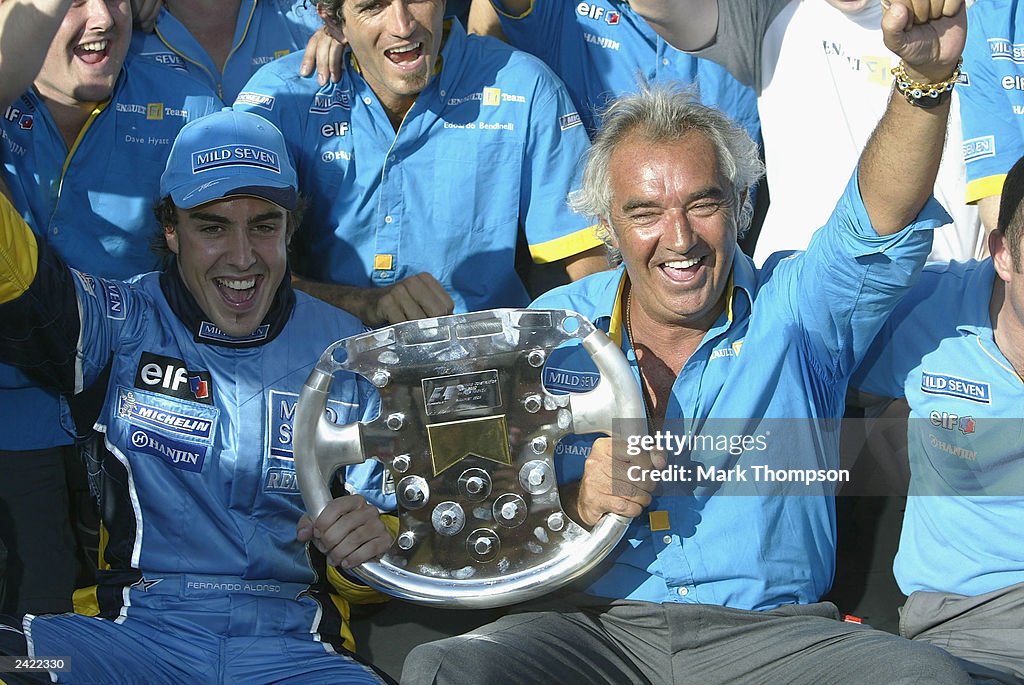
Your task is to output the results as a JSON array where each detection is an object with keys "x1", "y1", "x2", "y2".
[{"x1": 431, "y1": 139, "x2": 523, "y2": 235}]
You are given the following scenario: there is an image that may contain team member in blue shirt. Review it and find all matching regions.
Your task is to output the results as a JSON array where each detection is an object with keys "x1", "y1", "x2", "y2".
[
  {"x1": 0, "y1": 109, "x2": 394, "y2": 685},
  {"x1": 0, "y1": 0, "x2": 219, "y2": 617},
  {"x1": 851, "y1": 155, "x2": 1024, "y2": 683},
  {"x1": 401, "y1": 3, "x2": 973, "y2": 683},
  {"x1": 128, "y1": 0, "x2": 323, "y2": 103},
  {"x1": 960, "y1": 0, "x2": 1024, "y2": 233},
  {"x1": 473, "y1": 0, "x2": 760, "y2": 144},
  {"x1": 234, "y1": 0, "x2": 606, "y2": 327}
]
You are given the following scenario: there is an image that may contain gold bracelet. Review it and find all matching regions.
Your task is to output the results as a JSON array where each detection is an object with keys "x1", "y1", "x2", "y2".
[{"x1": 891, "y1": 58, "x2": 962, "y2": 108}]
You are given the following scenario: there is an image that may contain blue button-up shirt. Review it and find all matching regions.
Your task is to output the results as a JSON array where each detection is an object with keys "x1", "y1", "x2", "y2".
[
  {"x1": 853, "y1": 259, "x2": 1024, "y2": 597},
  {"x1": 491, "y1": 0, "x2": 760, "y2": 145},
  {"x1": 0, "y1": 63, "x2": 220, "y2": 449},
  {"x1": 129, "y1": 0, "x2": 322, "y2": 103},
  {"x1": 532, "y1": 172, "x2": 946, "y2": 610},
  {"x1": 235, "y1": 20, "x2": 600, "y2": 313}
]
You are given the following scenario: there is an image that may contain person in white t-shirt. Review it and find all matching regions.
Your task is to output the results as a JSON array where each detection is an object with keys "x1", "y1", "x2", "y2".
[{"x1": 632, "y1": 0, "x2": 983, "y2": 265}]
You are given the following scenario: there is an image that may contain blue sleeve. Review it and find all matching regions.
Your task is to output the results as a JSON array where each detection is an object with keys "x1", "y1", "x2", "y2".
[
  {"x1": 234, "y1": 59, "x2": 308, "y2": 171},
  {"x1": 492, "y1": 0, "x2": 561, "y2": 57},
  {"x1": 763, "y1": 169, "x2": 947, "y2": 381},
  {"x1": 960, "y1": 0, "x2": 1024, "y2": 202},
  {"x1": 0, "y1": 241, "x2": 140, "y2": 395},
  {"x1": 520, "y1": 68, "x2": 602, "y2": 263}
]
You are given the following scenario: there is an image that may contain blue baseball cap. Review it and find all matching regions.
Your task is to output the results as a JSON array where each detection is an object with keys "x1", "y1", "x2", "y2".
[{"x1": 160, "y1": 108, "x2": 298, "y2": 210}]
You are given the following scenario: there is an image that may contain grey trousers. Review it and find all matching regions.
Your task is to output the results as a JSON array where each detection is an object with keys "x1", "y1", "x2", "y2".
[
  {"x1": 901, "y1": 582, "x2": 1024, "y2": 685},
  {"x1": 402, "y1": 594, "x2": 970, "y2": 685}
]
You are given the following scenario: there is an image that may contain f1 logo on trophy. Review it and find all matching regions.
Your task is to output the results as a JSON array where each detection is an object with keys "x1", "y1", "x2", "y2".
[{"x1": 293, "y1": 309, "x2": 645, "y2": 608}]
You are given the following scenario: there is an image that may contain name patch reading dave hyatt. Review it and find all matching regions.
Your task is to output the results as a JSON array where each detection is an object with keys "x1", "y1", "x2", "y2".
[{"x1": 621, "y1": 425, "x2": 850, "y2": 490}]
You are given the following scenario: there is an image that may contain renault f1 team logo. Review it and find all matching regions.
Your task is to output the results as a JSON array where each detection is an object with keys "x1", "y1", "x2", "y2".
[
  {"x1": 483, "y1": 87, "x2": 501, "y2": 106},
  {"x1": 577, "y1": 2, "x2": 620, "y2": 24},
  {"x1": 929, "y1": 411, "x2": 975, "y2": 435}
]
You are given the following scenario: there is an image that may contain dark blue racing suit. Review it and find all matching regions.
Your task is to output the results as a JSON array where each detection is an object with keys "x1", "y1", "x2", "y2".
[{"x1": 0, "y1": 195, "x2": 394, "y2": 684}]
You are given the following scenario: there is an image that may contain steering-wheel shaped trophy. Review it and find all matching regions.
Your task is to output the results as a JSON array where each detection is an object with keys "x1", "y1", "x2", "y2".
[{"x1": 293, "y1": 308, "x2": 645, "y2": 608}]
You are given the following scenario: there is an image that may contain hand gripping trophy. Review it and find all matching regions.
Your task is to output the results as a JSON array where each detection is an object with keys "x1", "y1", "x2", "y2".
[{"x1": 293, "y1": 309, "x2": 645, "y2": 608}]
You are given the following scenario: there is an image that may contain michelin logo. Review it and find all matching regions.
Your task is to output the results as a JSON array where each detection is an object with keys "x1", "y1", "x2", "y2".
[
  {"x1": 235, "y1": 91, "x2": 276, "y2": 111},
  {"x1": 117, "y1": 389, "x2": 216, "y2": 440},
  {"x1": 921, "y1": 372, "x2": 991, "y2": 404},
  {"x1": 559, "y1": 112, "x2": 582, "y2": 131}
]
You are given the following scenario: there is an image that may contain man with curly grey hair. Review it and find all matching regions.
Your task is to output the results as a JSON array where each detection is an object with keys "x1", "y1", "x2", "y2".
[{"x1": 399, "y1": 2, "x2": 975, "y2": 683}]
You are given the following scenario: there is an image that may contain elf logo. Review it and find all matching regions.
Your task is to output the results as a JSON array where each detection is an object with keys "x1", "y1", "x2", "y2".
[
  {"x1": 321, "y1": 121, "x2": 349, "y2": 137},
  {"x1": 134, "y1": 353, "x2": 214, "y2": 405},
  {"x1": 576, "y1": 2, "x2": 619, "y2": 24},
  {"x1": 929, "y1": 411, "x2": 975, "y2": 435}
]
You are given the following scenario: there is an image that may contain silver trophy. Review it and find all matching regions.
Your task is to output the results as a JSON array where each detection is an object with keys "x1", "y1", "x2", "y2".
[{"x1": 293, "y1": 308, "x2": 644, "y2": 608}]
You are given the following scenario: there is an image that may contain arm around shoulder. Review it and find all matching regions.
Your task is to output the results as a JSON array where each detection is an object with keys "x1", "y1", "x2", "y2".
[
  {"x1": 468, "y1": 0, "x2": 506, "y2": 39},
  {"x1": 629, "y1": 0, "x2": 720, "y2": 52}
]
